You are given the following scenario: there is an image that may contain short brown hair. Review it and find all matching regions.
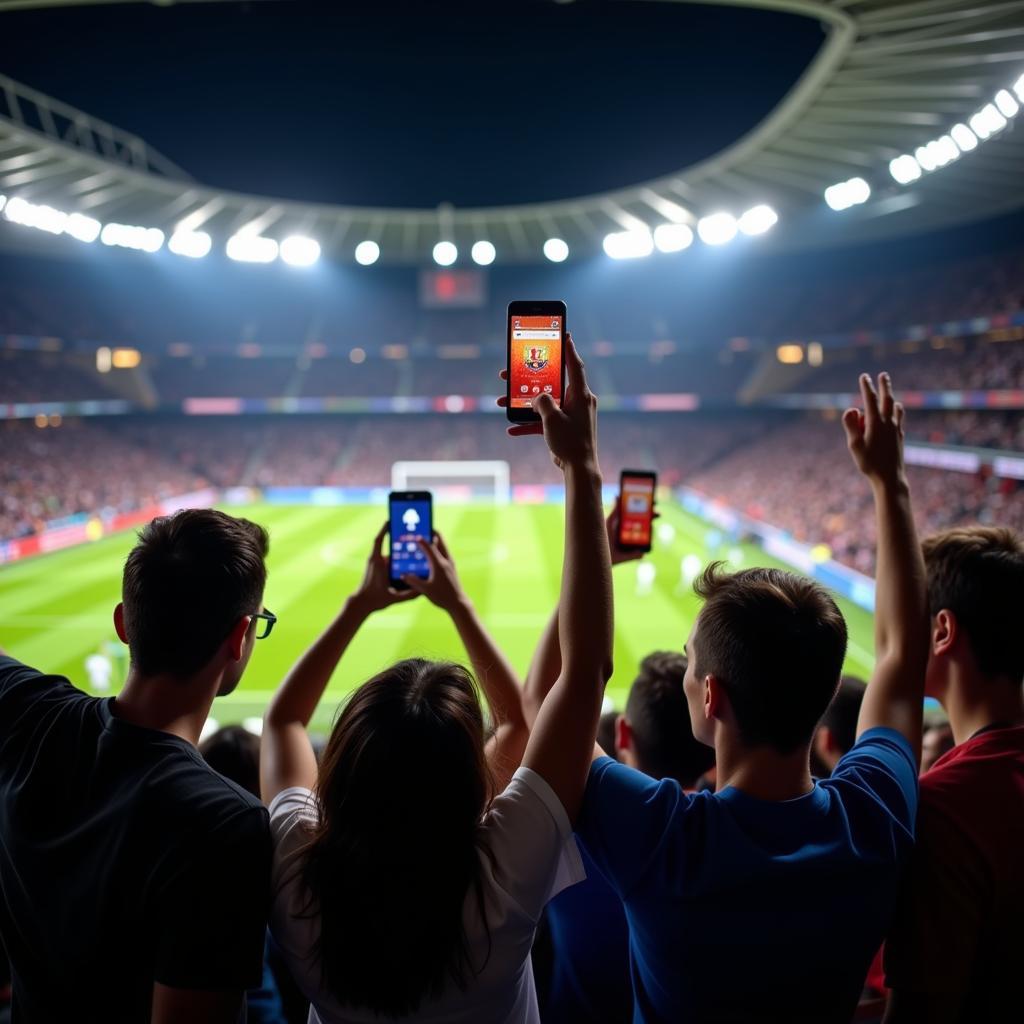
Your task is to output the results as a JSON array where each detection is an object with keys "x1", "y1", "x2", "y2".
[
  {"x1": 626, "y1": 651, "x2": 714, "y2": 786},
  {"x1": 922, "y1": 526, "x2": 1024, "y2": 683},
  {"x1": 693, "y1": 563, "x2": 847, "y2": 753},
  {"x1": 122, "y1": 509, "x2": 268, "y2": 676}
]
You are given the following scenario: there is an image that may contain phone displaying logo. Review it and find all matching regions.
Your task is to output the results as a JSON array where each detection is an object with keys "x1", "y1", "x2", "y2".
[
  {"x1": 618, "y1": 471, "x2": 656, "y2": 552},
  {"x1": 388, "y1": 492, "x2": 432, "y2": 587},
  {"x1": 509, "y1": 314, "x2": 564, "y2": 410}
]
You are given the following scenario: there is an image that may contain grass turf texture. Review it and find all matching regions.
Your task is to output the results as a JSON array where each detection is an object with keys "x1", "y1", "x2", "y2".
[{"x1": 0, "y1": 501, "x2": 877, "y2": 733}]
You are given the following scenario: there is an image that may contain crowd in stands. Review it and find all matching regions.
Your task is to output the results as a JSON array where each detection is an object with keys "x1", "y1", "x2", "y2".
[
  {"x1": 4, "y1": 409, "x2": 1024, "y2": 577},
  {"x1": 689, "y1": 416, "x2": 1024, "y2": 575},
  {"x1": 3, "y1": 359, "x2": 1021, "y2": 1024},
  {"x1": 789, "y1": 337, "x2": 1024, "y2": 395}
]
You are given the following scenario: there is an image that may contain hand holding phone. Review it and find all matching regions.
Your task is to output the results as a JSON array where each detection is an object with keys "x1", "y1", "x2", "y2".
[
  {"x1": 388, "y1": 491, "x2": 433, "y2": 591},
  {"x1": 506, "y1": 300, "x2": 567, "y2": 424},
  {"x1": 617, "y1": 470, "x2": 657, "y2": 554}
]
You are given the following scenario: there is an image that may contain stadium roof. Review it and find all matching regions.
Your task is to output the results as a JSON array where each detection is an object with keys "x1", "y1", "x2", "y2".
[{"x1": 1, "y1": 0, "x2": 1023, "y2": 265}]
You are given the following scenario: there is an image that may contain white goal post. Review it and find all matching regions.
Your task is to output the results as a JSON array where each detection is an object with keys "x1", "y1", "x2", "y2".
[{"x1": 391, "y1": 461, "x2": 511, "y2": 505}]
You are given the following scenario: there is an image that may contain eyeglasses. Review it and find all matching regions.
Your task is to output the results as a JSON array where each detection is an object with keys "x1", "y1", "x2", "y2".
[{"x1": 251, "y1": 609, "x2": 277, "y2": 640}]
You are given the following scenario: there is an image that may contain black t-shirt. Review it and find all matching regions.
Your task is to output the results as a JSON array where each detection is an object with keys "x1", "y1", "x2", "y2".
[{"x1": 0, "y1": 656, "x2": 271, "y2": 1022}]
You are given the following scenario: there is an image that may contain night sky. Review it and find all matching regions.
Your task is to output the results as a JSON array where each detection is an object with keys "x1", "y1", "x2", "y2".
[{"x1": 3, "y1": 0, "x2": 825, "y2": 207}]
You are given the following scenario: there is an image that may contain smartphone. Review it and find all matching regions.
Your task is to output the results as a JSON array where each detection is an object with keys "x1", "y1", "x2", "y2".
[
  {"x1": 506, "y1": 300, "x2": 567, "y2": 423},
  {"x1": 618, "y1": 470, "x2": 657, "y2": 553},
  {"x1": 388, "y1": 491, "x2": 433, "y2": 590}
]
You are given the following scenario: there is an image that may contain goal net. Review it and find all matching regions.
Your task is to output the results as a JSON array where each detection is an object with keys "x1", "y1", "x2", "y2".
[{"x1": 391, "y1": 460, "x2": 511, "y2": 505}]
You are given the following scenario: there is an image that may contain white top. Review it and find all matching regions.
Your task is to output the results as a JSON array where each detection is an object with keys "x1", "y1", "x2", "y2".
[{"x1": 268, "y1": 767, "x2": 585, "y2": 1024}]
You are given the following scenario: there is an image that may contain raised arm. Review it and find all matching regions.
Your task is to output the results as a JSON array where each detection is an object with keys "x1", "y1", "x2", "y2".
[
  {"x1": 843, "y1": 372, "x2": 929, "y2": 763},
  {"x1": 402, "y1": 532, "x2": 529, "y2": 792},
  {"x1": 260, "y1": 524, "x2": 415, "y2": 804},
  {"x1": 522, "y1": 499, "x2": 648, "y2": 729},
  {"x1": 510, "y1": 336, "x2": 614, "y2": 822}
]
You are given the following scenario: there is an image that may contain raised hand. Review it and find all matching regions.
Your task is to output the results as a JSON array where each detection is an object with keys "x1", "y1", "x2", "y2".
[
  {"x1": 606, "y1": 496, "x2": 654, "y2": 565},
  {"x1": 496, "y1": 334, "x2": 598, "y2": 473},
  {"x1": 401, "y1": 531, "x2": 466, "y2": 613},
  {"x1": 353, "y1": 523, "x2": 419, "y2": 614},
  {"x1": 842, "y1": 372, "x2": 906, "y2": 489}
]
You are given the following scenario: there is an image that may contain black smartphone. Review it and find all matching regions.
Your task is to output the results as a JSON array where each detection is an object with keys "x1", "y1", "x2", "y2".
[
  {"x1": 506, "y1": 300, "x2": 567, "y2": 424},
  {"x1": 618, "y1": 470, "x2": 657, "y2": 553},
  {"x1": 388, "y1": 491, "x2": 433, "y2": 590}
]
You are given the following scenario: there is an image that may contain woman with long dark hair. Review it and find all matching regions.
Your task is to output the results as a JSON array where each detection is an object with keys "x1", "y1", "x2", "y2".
[{"x1": 260, "y1": 338, "x2": 613, "y2": 1022}]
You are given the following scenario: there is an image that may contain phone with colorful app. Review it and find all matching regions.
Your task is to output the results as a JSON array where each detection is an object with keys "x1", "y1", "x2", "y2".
[
  {"x1": 388, "y1": 491, "x2": 433, "y2": 590},
  {"x1": 506, "y1": 300, "x2": 567, "y2": 423},
  {"x1": 618, "y1": 470, "x2": 657, "y2": 553}
]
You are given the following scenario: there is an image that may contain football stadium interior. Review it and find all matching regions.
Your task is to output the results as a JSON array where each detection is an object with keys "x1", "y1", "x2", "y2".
[{"x1": 1, "y1": 0, "x2": 1023, "y2": 731}]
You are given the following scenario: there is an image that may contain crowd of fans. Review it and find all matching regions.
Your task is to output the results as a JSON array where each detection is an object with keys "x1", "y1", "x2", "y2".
[
  {"x1": 689, "y1": 416, "x2": 1024, "y2": 574},
  {"x1": 2, "y1": 359, "x2": 1021, "y2": 1024},
  {"x1": 4, "y1": 409, "x2": 1024, "y2": 578}
]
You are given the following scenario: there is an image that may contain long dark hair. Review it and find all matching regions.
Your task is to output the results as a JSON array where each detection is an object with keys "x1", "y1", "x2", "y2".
[{"x1": 301, "y1": 659, "x2": 493, "y2": 1016}]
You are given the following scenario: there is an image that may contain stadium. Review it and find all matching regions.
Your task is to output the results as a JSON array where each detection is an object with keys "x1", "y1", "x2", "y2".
[{"x1": 1, "y1": 0, "x2": 1024, "y2": 1021}]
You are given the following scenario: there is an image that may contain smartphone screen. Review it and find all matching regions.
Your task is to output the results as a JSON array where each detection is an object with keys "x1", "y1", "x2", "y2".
[
  {"x1": 389, "y1": 491, "x2": 432, "y2": 587},
  {"x1": 618, "y1": 471, "x2": 657, "y2": 551},
  {"x1": 508, "y1": 312, "x2": 564, "y2": 412}
]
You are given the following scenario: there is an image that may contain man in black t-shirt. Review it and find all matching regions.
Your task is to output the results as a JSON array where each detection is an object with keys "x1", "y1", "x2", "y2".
[{"x1": 0, "y1": 509, "x2": 274, "y2": 1023}]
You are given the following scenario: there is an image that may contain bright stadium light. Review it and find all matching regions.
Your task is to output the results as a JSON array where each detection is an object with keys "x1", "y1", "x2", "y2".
[
  {"x1": 168, "y1": 230, "x2": 211, "y2": 258},
  {"x1": 950, "y1": 123, "x2": 978, "y2": 152},
  {"x1": 0, "y1": 194, "x2": 6, "y2": 214},
  {"x1": 433, "y1": 240, "x2": 457, "y2": 266},
  {"x1": 915, "y1": 144, "x2": 938, "y2": 172},
  {"x1": 889, "y1": 154, "x2": 922, "y2": 184},
  {"x1": 935, "y1": 135, "x2": 960, "y2": 166},
  {"x1": 969, "y1": 103, "x2": 1007, "y2": 139},
  {"x1": 603, "y1": 229, "x2": 654, "y2": 260},
  {"x1": 994, "y1": 88, "x2": 1019, "y2": 118},
  {"x1": 226, "y1": 233, "x2": 278, "y2": 263},
  {"x1": 5, "y1": 196, "x2": 66, "y2": 234},
  {"x1": 100, "y1": 222, "x2": 164, "y2": 252},
  {"x1": 65, "y1": 212, "x2": 101, "y2": 243},
  {"x1": 1015, "y1": 73, "x2": 1024, "y2": 102},
  {"x1": 697, "y1": 212, "x2": 738, "y2": 245},
  {"x1": 471, "y1": 240, "x2": 496, "y2": 266},
  {"x1": 824, "y1": 177, "x2": 870, "y2": 211},
  {"x1": 354, "y1": 240, "x2": 380, "y2": 265},
  {"x1": 280, "y1": 235, "x2": 321, "y2": 267},
  {"x1": 653, "y1": 223, "x2": 693, "y2": 253},
  {"x1": 543, "y1": 237, "x2": 569, "y2": 262},
  {"x1": 738, "y1": 204, "x2": 778, "y2": 236}
]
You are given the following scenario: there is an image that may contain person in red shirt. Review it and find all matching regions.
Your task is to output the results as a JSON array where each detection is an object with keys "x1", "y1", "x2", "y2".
[{"x1": 884, "y1": 526, "x2": 1024, "y2": 1023}]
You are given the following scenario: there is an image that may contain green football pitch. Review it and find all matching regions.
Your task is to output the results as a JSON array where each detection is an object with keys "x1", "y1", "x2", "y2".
[{"x1": 0, "y1": 501, "x2": 877, "y2": 732}]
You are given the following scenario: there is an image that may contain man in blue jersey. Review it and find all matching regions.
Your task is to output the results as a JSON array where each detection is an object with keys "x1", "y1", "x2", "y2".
[{"x1": 575, "y1": 373, "x2": 928, "y2": 1023}]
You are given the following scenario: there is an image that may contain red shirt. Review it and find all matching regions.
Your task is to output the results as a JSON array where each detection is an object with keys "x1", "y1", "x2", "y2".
[{"x1": 884, "y1": 724, "x2": 1024, "y2": 1020}]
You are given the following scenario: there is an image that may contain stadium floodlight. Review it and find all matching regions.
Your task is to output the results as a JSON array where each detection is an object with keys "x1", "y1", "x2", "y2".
[
  {"x1": 824, "y1": 177, "x2": 870, "y2": 211},
  {"x1": 226, "y1": 233, "x2": 278, "y2": 263},
  {"x1": 0, "y1": 194, "x2": 6, "y2": 214},
  {"x1": 100, "y1": 222, "x2": 164, "y2": 253},
  {"x1": 603, "y1": 229, "x2": 654, "y2": 260},
  {"x1": 994, "y1": 88, "x2": 1019, "y2": 119},
  {"x1": 738, "y1": 204, "x2": 778, "y2": 236},
  {"x1": 653, "y1": 223, "x2": 693, "y2": 253},
  {"x1": 280, "y1": 235, "x2": 321, "y2": 267},
  {"x1": 471, "y1": 240, "x2": 496, "y2": 266},
  {"x1": 914, "y1": 145, "x2": 938, "y2": 172},
  {"x1": 169, "y1": 230, "x2": 211, "y2": 258},
  {"x1": 969, "y1": 103, "x2": 1007, "y2": 139},
  {"x1": 354, "y1": 240, "x2": 380, "y2": 266},
  {"x1": 4, "y1": 196, "x2": 67, "y2": 234},
  {"x1": 65, "y1": 212, "x2": 101, "y2": 243},
  {"x1": 889, "y1": 154, "x2": 922, "y2": 184},
  {"x1": 1015, "y1": 73, "x2": 1024, "y2": 102},
  {"x1": 697, "y1": 212, "x2": 738, "y2": 245},
  {"x1": 950, "y1": 123, "x2": 978, "y2": 153},
  {"x1": 543, "y1": 237, "x2": 569, "y2": 262},
  {"x1": 433, "y1": 240, "x2": 457, "y2": 266}
]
